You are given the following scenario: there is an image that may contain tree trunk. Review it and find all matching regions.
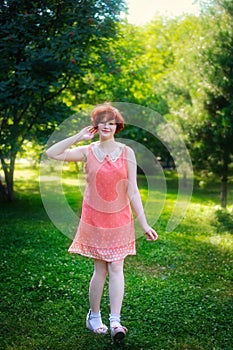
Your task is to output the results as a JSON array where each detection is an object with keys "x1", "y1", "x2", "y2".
[
  {"x1": 0, "y1": 155, "x2": 16, "y2": 202},
  {"x1": 220, "y1": 154, "x2": 229, "y2": 208},
  {"x1": 221, "y1": 175, "x2": 227, "y2": 208}
]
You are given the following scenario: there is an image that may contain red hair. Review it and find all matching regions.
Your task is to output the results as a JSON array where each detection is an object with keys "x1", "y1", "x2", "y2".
[{"x1": 91, "y1": 103, "x2": 124, "y2": 134}]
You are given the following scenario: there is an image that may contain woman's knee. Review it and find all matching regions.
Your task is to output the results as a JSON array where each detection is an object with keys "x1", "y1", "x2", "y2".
[
  {"x1": 108, "y1": 260, "x2": 124, "y2": 275},
  {"x1": 94, "y1": 259, "x2": 108, "y2": 278}
]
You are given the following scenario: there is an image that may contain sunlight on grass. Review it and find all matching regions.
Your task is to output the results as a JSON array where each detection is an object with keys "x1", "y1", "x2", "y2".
[
  {"x1": 14, "y1": 164, "x2": 39, "y2": 180},
  {"x1": 195, "y1": 234, "x2": 233, "y2": 251},
  {"x1": 62, "y1": 178, "x2": 83, "y2": 186}
]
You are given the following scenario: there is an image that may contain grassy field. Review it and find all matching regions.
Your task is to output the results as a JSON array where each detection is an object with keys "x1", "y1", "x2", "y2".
[{"x1": 0, "y1": 165, "x2": 232, "y2": 350}]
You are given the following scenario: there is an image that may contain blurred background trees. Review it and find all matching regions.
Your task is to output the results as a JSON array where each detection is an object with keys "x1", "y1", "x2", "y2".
[
  {"x1": 0, "y1": 0, "x2": 232, "y2": 206},
  {"x1": 188, "y1": 0, "x2": 233, "y2": 207}
]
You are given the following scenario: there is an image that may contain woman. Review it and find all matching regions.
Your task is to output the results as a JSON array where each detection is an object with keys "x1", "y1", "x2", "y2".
[{"x1": 46, "y1": 103, "x2": 158, "y2": 342}]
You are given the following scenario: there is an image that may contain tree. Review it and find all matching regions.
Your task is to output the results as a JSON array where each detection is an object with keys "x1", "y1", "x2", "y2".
[
  {"x1": 0, "y1": 0, "x2": 125, "y2": 201},
  {"x1": 188, "y1": 0, "x2": 233, "y2": 207},
  {"x1": 148, "y1": 3, "x2": 233, "y2": 207}
]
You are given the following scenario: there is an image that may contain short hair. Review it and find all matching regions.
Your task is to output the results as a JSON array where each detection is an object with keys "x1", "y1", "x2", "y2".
[{"x1": 91, "y1": 103, "x2": 124, "y2": 134}]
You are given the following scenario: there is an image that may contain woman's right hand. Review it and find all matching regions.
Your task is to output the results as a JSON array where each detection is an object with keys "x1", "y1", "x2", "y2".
[{"x1": 77, "y1": 126, "x2": 97, "y2": 142}]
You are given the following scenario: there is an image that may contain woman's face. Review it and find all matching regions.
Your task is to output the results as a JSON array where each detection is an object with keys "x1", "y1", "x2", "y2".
[{"x1": 97, "y1": 119, "x2": 117, "y2": 140}]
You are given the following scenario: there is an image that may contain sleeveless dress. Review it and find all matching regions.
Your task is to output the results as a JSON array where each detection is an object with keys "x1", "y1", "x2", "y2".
[{"x1": 68, "y1": 142, "x2": 136, "y2": 262}]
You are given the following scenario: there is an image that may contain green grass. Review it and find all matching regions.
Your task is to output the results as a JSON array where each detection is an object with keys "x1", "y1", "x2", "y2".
[{"x1": 0, "y1": 165, "x2": 232, "y2": 350}]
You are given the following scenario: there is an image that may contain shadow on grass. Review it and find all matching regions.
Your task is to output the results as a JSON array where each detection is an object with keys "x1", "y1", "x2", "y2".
[{"x1": 215, "y1": 209, "x2": 233, "y2": 233}]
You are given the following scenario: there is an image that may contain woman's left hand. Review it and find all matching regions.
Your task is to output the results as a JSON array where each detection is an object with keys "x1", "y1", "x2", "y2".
[{"x1": 145, "y1": 228, "x2": 158, "y2": 241}]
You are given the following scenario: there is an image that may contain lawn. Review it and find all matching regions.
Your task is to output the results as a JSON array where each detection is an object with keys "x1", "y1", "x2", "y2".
[{"x1": 0, "y1": 165, "x2": 232, "y2": 350}]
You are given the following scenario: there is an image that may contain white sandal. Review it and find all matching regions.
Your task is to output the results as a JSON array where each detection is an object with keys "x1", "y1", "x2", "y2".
[
  {"x1": 110, "y1": 321, "x2": 128, "y2": 342},
  {"x1": 86, "y1": 310, "x2": 108, "y2": 335}
]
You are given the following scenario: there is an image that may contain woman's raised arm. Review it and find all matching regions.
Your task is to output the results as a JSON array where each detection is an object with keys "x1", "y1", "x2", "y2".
[{"x1": 46, "y1": 126, "x2": 96, "y2": 162}]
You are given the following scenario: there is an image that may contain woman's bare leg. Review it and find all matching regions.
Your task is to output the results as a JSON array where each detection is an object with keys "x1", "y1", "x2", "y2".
[
  {"x1": 89, "y1": 259, "x2": 108, "y2": 313},
  {"x1": 108, "y1": 260, "x2": 124, "y2": 316}
]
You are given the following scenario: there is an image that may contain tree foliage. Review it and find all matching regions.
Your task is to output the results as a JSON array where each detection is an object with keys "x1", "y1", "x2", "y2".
[
  {"x1": 0, "y1": 0, "x2": 125, "y2": 200},
  {"x1": 138, "y1": 2, "x2": 233, "y2": 207},
  {"x1": 187, "y1": 0, "x2": 233, "y2": 207}
]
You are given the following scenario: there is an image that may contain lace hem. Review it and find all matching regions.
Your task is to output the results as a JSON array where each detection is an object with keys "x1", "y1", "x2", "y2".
[{"x1": 68, "y1": 241, "x2": 136, "y2": 262}]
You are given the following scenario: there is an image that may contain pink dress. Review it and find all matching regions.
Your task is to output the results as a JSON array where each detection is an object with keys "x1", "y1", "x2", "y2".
[{"x1": 68, "y1": 142, "x2": 136, "y2": 262}]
